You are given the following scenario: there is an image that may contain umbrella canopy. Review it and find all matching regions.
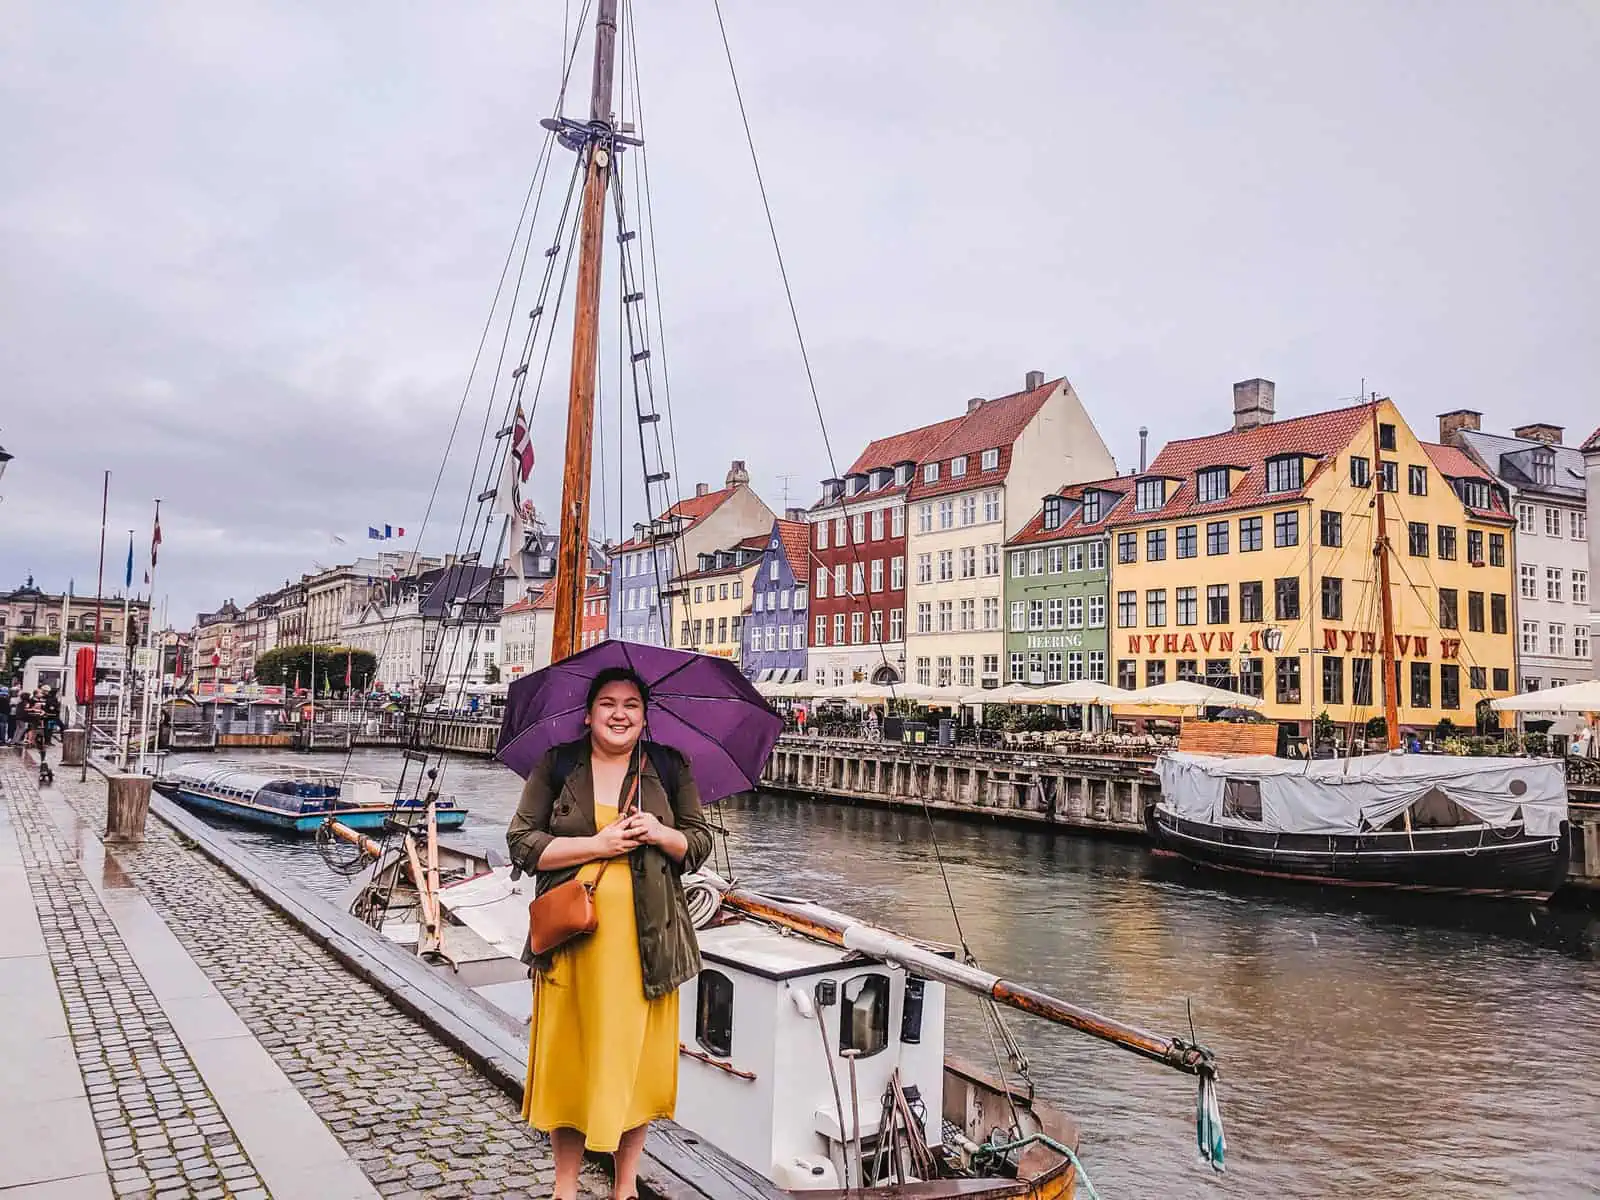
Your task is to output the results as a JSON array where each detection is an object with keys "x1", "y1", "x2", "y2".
[
  {"x1": 959, "y1": 683, "x2": 1038, "y2": 705},
  {"x1": 496, "y1": 639, "x2": 784, "y2": 805},
  {"x1": 1118, "y1": 680, "x2": 1264, "y2": 710},
  {"x1": 1034, "y1": 679, "x2": 1132, "y2": 705},
  {"x1": 1491, "y1": 679, "x2": 1600, "y2": 714}
]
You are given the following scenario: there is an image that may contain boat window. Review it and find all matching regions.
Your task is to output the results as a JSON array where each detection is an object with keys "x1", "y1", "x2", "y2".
[
  {"x1": 1221, "y1": 779, "x2": 1263, "y2": 821},
  {"x1": 900, "y1": 976, "x2": 926, "y2": 1045},
  {"x1": 695, "y1": 969, "x2": 734, "y2": 1058},
  {"x1": 839, "y1": 972, "x2": 890, "y2": 1058}
]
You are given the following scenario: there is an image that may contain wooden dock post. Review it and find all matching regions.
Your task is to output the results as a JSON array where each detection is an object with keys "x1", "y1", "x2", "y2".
[
  {"x1": 60, "y1": 728, "x2": 86, "y2": 767},
  {"x1": 105, "y1": 774, "x2": 153, "y2": 842}
]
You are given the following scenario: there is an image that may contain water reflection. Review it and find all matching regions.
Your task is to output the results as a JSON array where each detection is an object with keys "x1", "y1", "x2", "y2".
[{"x1": 171, "y1": 751, "x2": 1599, "y2": 1198}]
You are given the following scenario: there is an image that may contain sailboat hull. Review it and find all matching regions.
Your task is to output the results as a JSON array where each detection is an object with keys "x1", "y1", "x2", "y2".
[{"x1": 1147, "y1": 803, "x2": 1571, "y2": 900}]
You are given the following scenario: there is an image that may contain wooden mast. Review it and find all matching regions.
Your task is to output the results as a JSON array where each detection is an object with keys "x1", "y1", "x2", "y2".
[
  {"x1": 1370, "y1": 398, "x2": 1401, "y2": 749},
  {"x1": 550, "y1": 0, "x2": 620, "y2": 664}
]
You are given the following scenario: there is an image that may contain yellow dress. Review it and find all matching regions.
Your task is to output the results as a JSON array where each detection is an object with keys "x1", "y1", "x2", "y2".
[{"x1": 523, "y1": 801, "x2": 680, "y2": 1151}]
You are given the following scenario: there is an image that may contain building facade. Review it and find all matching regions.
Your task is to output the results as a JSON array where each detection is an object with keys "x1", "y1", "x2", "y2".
[
  {"x1": 610, "y1": 461, "x2": 774, "y2": 648},
  {"x1": 1587, "y1": 425, "x2": 1600, "y2": 676},
  {"x1": 193, "y1": 601, "x2": 244, "y2": 686},
  {"x1": 1, "y1": 576, "x2": 151, "y2": 660},
  {"x1": 339, "y1": 565, "x2": 501, "y2": 697},
  {"x1": 1108, "y1": 381, "x2": 1517, "y2": 737},
  {"x1": 499, "y1": 582, "x2": 609, "y2": 682},
  {"x1": 1444, "y1": 413, "x2": 1592, "y2": 691},
  {"x1": 741, "y1": 518, "x2": 813, "y2": 682},
  {"x1": 305, "y1": 553, "x2": 436, "y2": 645},
  {"x1": 675, "y1": 542, "x2": 762, "y2": 665},
  {"x1": 903, "y1": 372, "x2": 1116, "y2": 690},
  {"x1": 1003, "y1": 479, "x2": 1127, "y2": 688}
]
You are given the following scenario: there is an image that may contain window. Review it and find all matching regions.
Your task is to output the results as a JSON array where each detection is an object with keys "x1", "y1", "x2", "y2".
[
  {"x1": 1082, "y1": 491, "x2": 1102, "y2": 523},
  {"x1": 833, "y1": 614, "x2": 845, "y2": 643},
  {"x1": 1239, "y1": 516, "x2": 1263, "y2": 552},
  {"x1": 1196, "y1": 467, "x2": 1230, "y2": 503},
  {"x1": 923, "y1": 462, "x2": 939, "y2": 483},
  {"x1": 1346, "y1": 658, "x2": 1371, "y2": 706},
  {"x1": 1046, "y1": 651, "x2": 1063, "y2": 683},
  {"x1": 1028, "y1": 549, "x2": 1045, "y2": 576},
  {"x1": 817, "y1": 522, "x2": 829, "y2": 549},
  {"x1": 983, "y1": 491, "x2": 1000, "y2": 522},
  {"x1": 1009, "y1": 601, "x2": 1025, "y2": 632},
  {"x1": 1240, "y1": 581, "x2": 1264, "y2": 623},
  {"x1": 1491, "y1": 593, "x2": 1508, "y2": 635},
  {"x1": 1147, "y1": 529, "x2": 1167, "y2": 561},
  {"x1": 693, "y1": 586, "x2": 703, "y2": 603},
  {"x1": 1047, "y1": 598, "x2": 1064, "y2": 630},
  {"x1": 1573, "y1": 511, "x2": 1588, "y2": 540},
  {"x1": 816, "y1": 568, "x2": 828, "y2": 598},
  {"x1": 1146, "y1": 589, "x2": 1167, "y2": 627},
  {"x1": 892, "y1": 507, "x2": 905, "y2": 537},
  {"x1": 1047, "y1": 545, "x2": 1065, "y2": 574},
  {"x1": 1548, "y1": 623, "x2": 1566, "y2": 656},
  {"x1": 1378, "y1": 422, "x2": 1396, "y2": 451},
  {"x1": 1321, "y1": 576, "x2": 1343, "y2": 621},
  {"x1": 1088, "y1": 540, "x2": 1106, "y2": 571},
  {"x1": 777, "y1": 625, "x2": 789, "y2": 651},
  {"x1": 971, "y1": 447, "x2": 996, "y2": 472},
  {"x1": 1009, "y1": 652, "x2": 1024, "y2": 683},
  {"x1": 1118, "y1": 590, "x2": 1137, "y2": 627},
  {"x1": 1276, "y1": 657, "x2": 1301, "y2": 704},
  {"x1": 835, "y1": 564, "x2": 847, "y2": 594},
  {"x1": 1266, "y1": 510, "x2": 1297, "y2": 548},
  {"x1": 1437, "y1": 525, "x2": 1457, "y2": 560},
  {"x1": 982, "y1": 597, "x2": 999, "y2": 630},
  {"x1": 1467, "y1": 665, "x2": 1486, "y2": 691},
  {"x1": 936, "y1": 601, "x2": 953, "y2": 632},
  {"x1": 869, "y1": 611, "x2": 882, "y2": 643},
  {"x1": 1576, "y1": 627, "x2": 1590, "y2": 662},
  {"x1": 1206, "y1": 521, "x2": 1229, "y2": 555},
  {"x1": 982, "y1": 544, "x2": 1000, "y2": 576},
  {"x1": 1117, "y1": 659, "x2": 1138, "y2": 690},
  {"x1": 836, "y1": 516, "x2": 848, "y2": 545},
  {"x1": 694, "y1": 969, "x2": 734, "y2": 1057},
  {"x1": 850, "y1": 514, "x2": 865, "y2": 545},
  {"x1": 1488, "y1": 532, "x2": 1504, "y2": 567},
  {"x1": 959, "y1": 655, "x2": 975, "y2": 687},
  {"x1": 839, "y1": 973, "x2": 891, "y2": 1058},
  {"x1": 937, "y1": 656, "x2": 953, "y2": 687},
  {"x1": 847, "y1": 611, "x2": 861, "y2": 644},
  {"x1": 1440, "y1": 663, "x2": 1460, "y2": 711},
  {"x1": 951, "y1": 455, "x2": 968, "y2": 479},
  {"x1": 1517, "y1": 502, "x2": 1535, "y2": 533},
  {"x1": 938, "y1": 500, "x2": 954, "y2": 530},
  {"x1": 1136, "y1": 479, "x2": 1166, "y2": 511},
  {"x1": 1089, "y1": 651, "x2": 1106, "y2": 681},
  {"x1": 1264, "y1": 456, "x2": 1303, "y2": 493},
  {"x1": 918, "y1": 504, "x2": 933, "y2": 534},
  {"x1": 1010, "y1": 551, "x2": 1026, "y2": 578},
  {"x1": 1146, "y1": 659, "x2": 1167, "y2": 686},
  {"x1": 1172, "y1": 587, "x2": 1195, "y2": 626},
  {"x1": 1379, "y1": 460, "x2": 1398, "y2": 492},
  {"x1": 960, "y1": 495, "x2": 977, "y2": 526},
  {"x1": 1434, "y1": 586, "x2": 1460, "y2": 630},
  {"x1": 1574, "y1": 570, "x2": 1588, "y2": 604},
  {"x1": 959, "y1": 547, "x2": 976, "y2": 580},
  {"x1": 1322, "y1": 656, "x2": 1344, "y2": 704},
  {"x1": 1043, "y1": 496, "x2": 1064, "y2": 530},
  {"x1": 918, "y1": 603, "x2": 933, "y2": 634},
  {"x1": 870, "y1": 509, "x2": 884, "y2": 540},
  {"x1": 890, "y1": 557, "x2": 904, "y2": 590},
  {"x1": 1275, "y1": 577, "x2": 1300, "y2": 620},
  {"x1": 1206, "y1": 584, "x2": 1229, "y2": 624},
  {"x1": 871, "y1": 559, "x2": 885, "y2": 591},
  {"x1": 1546, "y1": 567, "x2": 1563, "y2": 601},
  {"x1": 918, "y1": 554, "x2": 933, "y2": 585},
  {"x1": 982, "y1": 654, "x2": 999, "y2": 680},
  {"x1": 1027, "y1": 600, "x2": 1044, "y2": 631},
  {"x1": 1067, "y1": 543, "x2": 1086, "y2": 572},
  {"x1": 1176, "y1": 525, "x2": 1197, "y2": 558},
  {"x1": 1067, "y1": 596, "x2": 1085, "y2": 628},
  {"x1": 1545, "y1": 507, "x2": 1562, "y2": 536},
  {"x1": 1320, "y1": 511, "x2": 1342, "y2": 547},
  {"x1": 1410, "y1": 662, "x2": 1431, "y2": 709},
  {"x1": 1493, "y1": 668, "x2": 1510, "y2": 692},
  {"x1": 1407, "y1": 522, "x2": 1429, "y2": 557},
  {"x1": 852, "y1": 563, "x2": 865, "y2": 594},
  {"x1": 1350, "y1": 455, "x2": 1371, "y2": 488},
  {"x1": 1407, "y1": 464, "x2": 1428, "y2": 496},
  {"x1": 1118, "y1": 532, "x2": 1137, "y2": 563},
  {"x1": 890, "y1": 608, "x2": 903, "y2": 641},
  {"x1": 1467, "y1": 590, "x2": 1485, "y2": 632},
  {"x1": 916, "y1": 657, "x2": 931, "y2": 686},
  {"x1": 959, "y1": 598, "x2": 975, "y2": 631}
]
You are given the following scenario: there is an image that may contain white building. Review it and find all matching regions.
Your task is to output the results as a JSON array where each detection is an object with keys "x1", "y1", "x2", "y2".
[
  {"x1": 341, "y1": 564, "x2": 502, "y2": 697},
  {"x1": 1446, "y1": 413, "x2": 1593, "y2": 691},
  {"x1": 1584, "y1": 424, "x2": 1600, "y2": 676}
]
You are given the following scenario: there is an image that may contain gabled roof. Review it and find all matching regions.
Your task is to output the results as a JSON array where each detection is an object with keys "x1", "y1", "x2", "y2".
[
  {"x1": 773, "y1": 519, "x2": 814, "y2": 576},
  {"x1": 1583, "y1": 426, "x2": 1600, "y2": 453},
  {"x1": 613, "y1": 486, "x2": 740, "y2": 552},
  {"x1": 845, "y1": 415, "x2": 967, "y2": 477},
  {"x1": 1006, "y1": 477, "x2": 1132, "y2": 547},
  {"x1": 1421, "y1": 441, "x2": 1512, "y2": 520},
  {"x1": 906, "y1": 378, "x2": 1063, "y2": 502},
  {"x1": 1455, "y1": 428, "x2": 1588, "y2": 503},
  {"x1": 1118, "y1": 401, "x2": 1374, "y2": 523}
]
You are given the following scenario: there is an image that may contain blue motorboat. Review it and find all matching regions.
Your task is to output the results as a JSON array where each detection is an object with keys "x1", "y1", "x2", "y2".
[{"x1": 156, "y1": 763, "x2": 469, "y2": 834}]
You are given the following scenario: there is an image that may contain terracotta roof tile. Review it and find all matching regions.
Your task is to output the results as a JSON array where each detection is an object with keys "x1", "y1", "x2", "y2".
[
  {"x1": 613, "y1": 486, "x2": 739, "y2": 551},
  {"x1": 1006, "y1": 476, "x2": 1133, "y2": 546},
  {"x1": 906, "y1": 378, "x2": 1062, "y2": 502},
  {"x1": 845, "y1": 416, "x2": 967, "y2": 477},
  {"x1": 774, "y1": 519, "x2": 814, "y2": 575},
  {"x1": 1582, "y1": 426, "x2": 1600, "y2": 453},
  {"x1": 1421, "y1": 441, "x2": 1511, "y2": 519}
]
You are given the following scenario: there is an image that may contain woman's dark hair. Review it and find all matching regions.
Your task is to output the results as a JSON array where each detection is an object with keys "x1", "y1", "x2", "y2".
[{"x1": 585, "y1": 667, "x2": 650, "y2": 712}]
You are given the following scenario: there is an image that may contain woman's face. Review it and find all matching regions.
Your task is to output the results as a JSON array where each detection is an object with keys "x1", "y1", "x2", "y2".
[{"x1": 587, "y1": 679, "x2": 645, "y2": 756}]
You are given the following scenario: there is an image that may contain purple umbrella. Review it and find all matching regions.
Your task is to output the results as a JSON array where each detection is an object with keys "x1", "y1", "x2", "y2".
[{"x1": 496, "y1": 639, "x2": 783, "y2": 805}]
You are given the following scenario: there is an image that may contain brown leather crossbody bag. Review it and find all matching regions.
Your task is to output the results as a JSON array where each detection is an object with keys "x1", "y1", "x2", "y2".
[{"x1": 527, "y1": 763, "x2": 642, "y2": 957}]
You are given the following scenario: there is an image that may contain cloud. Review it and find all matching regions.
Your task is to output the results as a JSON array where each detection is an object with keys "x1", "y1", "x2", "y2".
[{"x1": 2, "y1": 0, "x2": 1596, "y2": 624}]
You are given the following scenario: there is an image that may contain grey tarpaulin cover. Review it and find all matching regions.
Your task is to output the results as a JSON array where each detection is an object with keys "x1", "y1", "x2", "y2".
[{"x1": 1157, "y1": 752, "x2": 1568, "y2": 836}]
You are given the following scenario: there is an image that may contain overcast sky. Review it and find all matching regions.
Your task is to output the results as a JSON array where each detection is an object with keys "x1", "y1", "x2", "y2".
[{"x1": 3, "y1": 1, "x2": 1596, "y2": 626}]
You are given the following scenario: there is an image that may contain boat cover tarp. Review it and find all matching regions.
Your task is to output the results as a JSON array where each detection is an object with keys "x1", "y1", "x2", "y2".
[{"x1": 1157, "y1": 752, "x2": 1568, "y2": 836}]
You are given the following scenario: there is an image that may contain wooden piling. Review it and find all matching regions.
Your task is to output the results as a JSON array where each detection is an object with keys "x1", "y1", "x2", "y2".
[{"x1": 105, "y1": 774, "x2": 153, "y2": 842}]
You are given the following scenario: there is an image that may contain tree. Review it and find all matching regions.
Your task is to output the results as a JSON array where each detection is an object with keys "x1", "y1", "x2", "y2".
[
  {"x1": 254, "y1": 644, "x2": 377, "y2": 692},
  {"x1": 5, "y1": 635, "x2": 59, "y2": 679}
]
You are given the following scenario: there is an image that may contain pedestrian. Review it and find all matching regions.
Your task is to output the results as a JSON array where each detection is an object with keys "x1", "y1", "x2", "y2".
[
  {"x1": 41, "y1": 686, "x2": 60, "y2": 747},
  {"x1": 0, "y1": 687, "x2": 10, "y2": 745},
  {"x1": 506, "y1": 667, "x2": 713, "y2": 1200}
]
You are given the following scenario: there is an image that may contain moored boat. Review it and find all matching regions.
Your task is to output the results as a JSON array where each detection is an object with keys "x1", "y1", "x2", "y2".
[{"x1": 156, "y1": 761, "x2": 469, "y2": 834}]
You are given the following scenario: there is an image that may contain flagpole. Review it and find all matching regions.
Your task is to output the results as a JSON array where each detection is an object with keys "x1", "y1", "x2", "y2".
[
  {"x1": 136, "y1": 499, "x2": 162, "y2": 775},
  {"x1": 82, "y1": 470, "x2": 110, "y2": 782},
  {"x1": 115, "y1": 531, "x2": 133, "y2": 769}
]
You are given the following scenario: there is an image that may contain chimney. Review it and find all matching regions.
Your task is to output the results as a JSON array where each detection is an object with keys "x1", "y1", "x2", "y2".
[
  {"x1": 1511, "y1": 422, "x2": 1564, "y2": 446},
  {"x1": 725, "y1": 459, "x2": 750, "y2": 487},
  {"x1": 967, "y1": 396, "x2": 985, "y2": 414},
  {"x1": 1138, "y1": 426, "x2": 1149, "y2": 472},
  {"x1": 785, "y1": 506, "x2": 808, "y2": 522},
  {"x1": 695, "y1": 482, "x2": 709, "y2": 498},
  {"x1": 1437, "y1": 409, "x2": 1482, "y2": 444},
  {"x1": 1232, "y1": 378, "x2": 1275, "y2": 432},
  {"x1": 1024, "y1": 369, "x2": 1046, "y2": 390}
]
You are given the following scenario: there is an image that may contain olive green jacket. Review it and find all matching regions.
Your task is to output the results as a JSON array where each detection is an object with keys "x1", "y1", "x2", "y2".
[{"x1": 506, "y1": 739, "x2": 714, "y2": 999}]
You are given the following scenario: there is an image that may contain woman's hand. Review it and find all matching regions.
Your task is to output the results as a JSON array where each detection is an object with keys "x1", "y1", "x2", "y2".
[
  {"x1": 590, "y1": 820, "x2": 645, "y2": 859},
  {"x1": 619, "y1": 811, "x2": 689, "y2": 862}
]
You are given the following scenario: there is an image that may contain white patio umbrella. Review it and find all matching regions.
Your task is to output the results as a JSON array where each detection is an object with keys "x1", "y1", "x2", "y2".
[
  {"x1": 1118, "y1": 680, "x2": 1264, "y2": 709},
  {"x1": 1490, "y1": 679, "x2": 1600, "y2": 714},
  {"x1": 958, "y1": 683, "x2": 1040, "y2": 705},
  {"x1": 1034, "y1": 680, "x2": 1132, "y2": 705}
]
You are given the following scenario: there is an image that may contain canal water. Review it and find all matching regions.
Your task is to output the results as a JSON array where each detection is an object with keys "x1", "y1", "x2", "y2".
[{"x1": 171, "y1": 750, "x2": 1599, "y2": 1198}]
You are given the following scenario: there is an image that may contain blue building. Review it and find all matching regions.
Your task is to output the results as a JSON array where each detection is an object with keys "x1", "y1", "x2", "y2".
[{"x1": 741, "y1": 518, "x2": 813, "y2": 682}]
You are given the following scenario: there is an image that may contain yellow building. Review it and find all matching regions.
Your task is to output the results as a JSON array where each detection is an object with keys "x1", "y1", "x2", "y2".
[
  {"x1": 675, "y1": 541, "x2": 762, "y2": 665},
  {"x1": 1108, "y1": 382, "x2": 1517, "y2": 736}
]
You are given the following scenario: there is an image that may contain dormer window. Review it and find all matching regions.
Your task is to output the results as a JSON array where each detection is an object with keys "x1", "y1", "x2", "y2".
[
  {"x1": 1532, "y1": 449, "x2": 1555, "y2": 487},
  {"x1": 1195, "y1": 467, "x2": 1230, "y2": 504},
  {"x1": 1263, "y1": 455, "x2": 1303, "y2": 494},
  {"x1": 951, "y1": 455, "x2": 968, "y2": 478},
  {"x1": 1135, "y1": 479, "x2": 1166, "y2": 512},
  {"x1": 923, "y1": 462, "x2": 939, "y2": 483},
  {"x1": 981, "y1": 448, "x2": 999, "y2": 471},
  {"x1": 894, "y1": 463, "x2": 912, "y2": 485},
  {"x1": 1042, "y1": 495, "x2": 1065, "y2": 530},
  {"x1": 1081, "y1": 490, "x2": 1102, "y2": 524},
  {"x1": 1456, "y1": 479, "x2": 1491, "y2": 510}
]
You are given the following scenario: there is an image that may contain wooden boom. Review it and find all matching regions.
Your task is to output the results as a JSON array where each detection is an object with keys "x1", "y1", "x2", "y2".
[{"x1": 720, "y1": 886, "x2": 1217, "y2": 1078}]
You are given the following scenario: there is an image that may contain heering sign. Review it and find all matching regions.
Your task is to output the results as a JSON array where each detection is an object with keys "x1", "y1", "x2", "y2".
[
  {"x1": 1027, "y1": 633, "x2": 1084, "y2": 649},
  {"x1": 1122, "y1": 627, "x2": 1463, "y2": 660}
]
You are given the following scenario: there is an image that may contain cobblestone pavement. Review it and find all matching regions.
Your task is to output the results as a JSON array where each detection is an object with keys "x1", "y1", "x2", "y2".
[
  {"x1": 42, "y1": 764, "x2": 606, "y2": 1200},
  {"x1": 2, "y1": 761, "x2": 270, "y2": 1199}
]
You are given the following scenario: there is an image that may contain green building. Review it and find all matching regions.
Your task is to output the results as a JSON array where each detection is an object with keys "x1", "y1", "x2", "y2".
[{"x1": 1003, "y1": 478, "x2": 1127, "y2": 688}]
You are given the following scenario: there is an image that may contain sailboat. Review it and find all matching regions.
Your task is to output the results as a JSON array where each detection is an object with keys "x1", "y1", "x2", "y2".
[
  {"x1": 1148, "y1": 401, "x2": 1572, "y2": 900},
  {"x1": 321, "y1": 3, "x2": 1225, "y2": 1195}
]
